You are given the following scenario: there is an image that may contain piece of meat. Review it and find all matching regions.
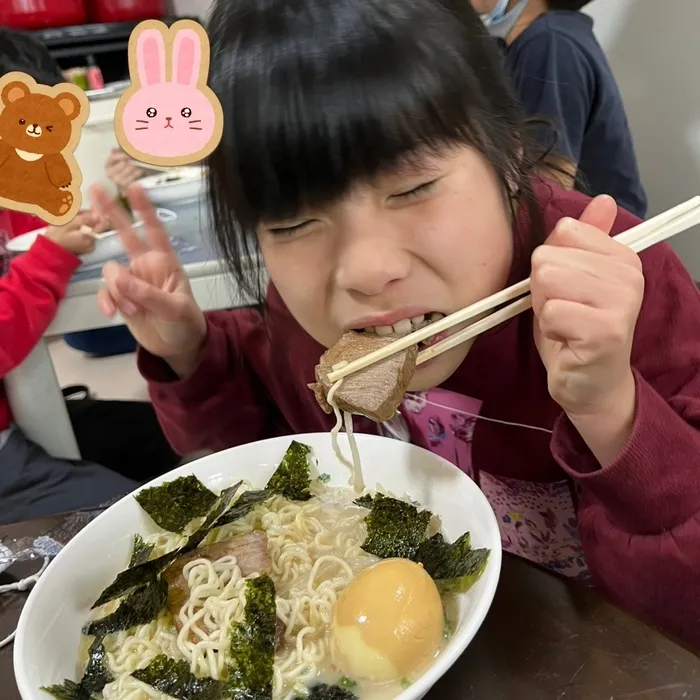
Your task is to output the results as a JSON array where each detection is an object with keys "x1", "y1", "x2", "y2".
[
  {"x1": 309, "y1": 331, "x2": 418, "y2": 423},
  {"x1": 163, "y1": 530, "x2": 272, "y2": 637}
]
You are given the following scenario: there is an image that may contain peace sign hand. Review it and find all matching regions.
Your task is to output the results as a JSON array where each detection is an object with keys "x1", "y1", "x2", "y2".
[{"x1": 92, "y1": 183, "x2": 208, "y2": 377}]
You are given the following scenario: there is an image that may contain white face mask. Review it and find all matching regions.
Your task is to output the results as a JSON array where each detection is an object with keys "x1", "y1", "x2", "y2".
[{"x1": 481, "y1": 0, "x2": 529, "y2": 40}]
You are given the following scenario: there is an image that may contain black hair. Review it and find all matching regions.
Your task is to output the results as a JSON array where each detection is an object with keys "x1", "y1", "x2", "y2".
[
  {"x1": 547, "y1": 1, "x2": 592, "y2": 10},
  {"x1": 207, "y1": 0, "x2": 557, "y2": 300},
  {"x1": 0, "y1": 28, "x2": 64, "y2": 87}
]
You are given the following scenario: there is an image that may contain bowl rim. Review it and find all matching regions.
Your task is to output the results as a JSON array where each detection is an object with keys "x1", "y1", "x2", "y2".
[
  {"x1": 138, "y1": 166, "x2": 205, "y2": 190},
  {"x1": 6, "y1": 208, "x2": 178, "y2": 255},
  {"x1": 13, "y1": 432, "x2": 502, "y2": 700}
]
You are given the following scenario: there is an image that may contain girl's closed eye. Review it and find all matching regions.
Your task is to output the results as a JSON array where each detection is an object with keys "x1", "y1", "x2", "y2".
[
  {"x1": 392, "y1": 179, "x2": 439, "y2": 201},
  {"x1": 267, "y1": 219, "x2": 318, "y2": 236}
]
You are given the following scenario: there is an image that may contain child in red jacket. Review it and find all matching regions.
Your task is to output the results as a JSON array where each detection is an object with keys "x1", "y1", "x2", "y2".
[{"x1": 0, "y1": 214, "x2": 139, "y2": 524}]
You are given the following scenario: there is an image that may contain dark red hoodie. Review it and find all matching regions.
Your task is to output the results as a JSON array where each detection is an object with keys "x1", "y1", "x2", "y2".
[{"x1": 139, "y1": 183, "x2": 700, "y2": 648}]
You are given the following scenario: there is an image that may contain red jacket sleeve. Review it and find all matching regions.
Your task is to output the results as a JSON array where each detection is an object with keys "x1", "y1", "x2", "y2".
[
  {"x1": 138, "y1": 310, "x2": 272, "y2": 456},
  {"x1": 551, "y1": 235, "x2": 700, "y2": 648},
  {"x1": 0, "y1": 235, "x2": 80, "y2": 378}
]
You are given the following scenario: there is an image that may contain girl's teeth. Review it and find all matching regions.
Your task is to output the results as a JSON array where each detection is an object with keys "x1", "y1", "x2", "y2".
[
  {"x1": 392, "y1": 318, "x2": 413, "y2": 335},
  {"x1": 361, "y1": 312, "x2": 443, "y2": 336}
]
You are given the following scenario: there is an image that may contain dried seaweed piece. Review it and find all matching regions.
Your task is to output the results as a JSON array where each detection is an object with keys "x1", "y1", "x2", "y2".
[
  {"x1": 361, "y1": 493, "x2": 431, "y2": 560},
  {"x1": 414, "y1": 531, "x2": 489, "y2": 594},
  {"x1": 86, "y1": 577, "x2": 168, "y2": 636},
  {"x1": 131, "y1": 656, "x2": 227, "y2": 700},
  {"x1": 414, "y1": 533, "x2": 455, "y2": 575},
  {"x1": 217, "y1": 489, "x2": 273, "y2": 527},
  {"x1": 129, "y1": 534, "x2": 154, "y2": 567},
  {"x1": 93, "y1": 482, "x2": 243, "y2": 607},
  {"x1": 354, "y1": 494, "x2": 374, "y2": 509},
  {"x1": 41, "y1": 638, "x2": 112, "y2": 700},
  {"x1": 41, "y1": 680, "x2": 89, "y2": 700},
  {"x1": 185, "y1": 482, "x2": 245, "y2": 550},
  {"x1": 135, "y1": 475, "x2": 218, "y2": 533},
  {"x1": 229, "y1": 575, "x2": 276, "y2": 695},
  {"x1": 305, "y1": 683, "x2": 358, "y2": 700},
  {"x1": 80, "y1": 637, "x2": 113, "y2": 695},
  {"x1": 92, "y1": 551, "x2": 176, "y2": 608},
  {"x1": 265, "y1": 441, "x2": 314, "y2": 502},
  {"x1": 434, "y1": 548, "x2": 490, "y2": 595}
]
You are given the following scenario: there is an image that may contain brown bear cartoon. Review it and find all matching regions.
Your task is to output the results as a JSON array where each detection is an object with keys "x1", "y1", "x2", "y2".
[{"x1": 0, "y1": 72, "x2": 88, "y2": 225}]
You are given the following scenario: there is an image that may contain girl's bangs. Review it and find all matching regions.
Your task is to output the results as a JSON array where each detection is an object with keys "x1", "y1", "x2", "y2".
[{"x1": 209, "y1": 1, "x2": 493, "y2": 224}]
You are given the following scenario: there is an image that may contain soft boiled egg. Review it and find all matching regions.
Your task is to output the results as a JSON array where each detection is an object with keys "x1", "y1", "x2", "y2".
[{"x1": 331, "y1": 558, "x2": 444, "y2": 683}]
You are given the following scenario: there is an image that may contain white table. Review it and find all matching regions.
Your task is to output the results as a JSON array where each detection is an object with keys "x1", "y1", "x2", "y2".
[{"x1": 5, "y1": 258, "x2": 258, "y2": 460}]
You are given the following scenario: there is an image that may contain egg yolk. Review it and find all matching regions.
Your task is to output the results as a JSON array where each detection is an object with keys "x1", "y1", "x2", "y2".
[{"x1": 331, "y1": 558, "x2": 444, "y2": 683}]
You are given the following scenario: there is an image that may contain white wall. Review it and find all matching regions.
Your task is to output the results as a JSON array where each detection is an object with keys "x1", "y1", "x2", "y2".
[{"x1": 585, "y1": 0, "x2": 700, "y2": 278}]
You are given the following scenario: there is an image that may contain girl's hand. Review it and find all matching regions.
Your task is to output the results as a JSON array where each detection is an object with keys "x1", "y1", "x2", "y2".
[
  {"x1": 530, "y1": 195, "x2": 645, "y2": 465},
  {"x1": 92, "y1": 183, "x2": 208, "y2": 377},
  {"x1": 45, "y1": 211, "x2": 100, "y2": 255}
]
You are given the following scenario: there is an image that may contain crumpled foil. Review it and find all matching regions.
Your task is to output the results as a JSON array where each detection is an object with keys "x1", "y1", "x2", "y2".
[{"x1": 0, "y1": 500, "x2": 120, "y2": 576}]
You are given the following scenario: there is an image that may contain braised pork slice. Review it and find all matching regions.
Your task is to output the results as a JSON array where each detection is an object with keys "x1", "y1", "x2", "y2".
[
  {"x1": 309, "y1": 331, "x2": 418, "y2": 423},
  {"x1": 163, "y1": 530, "x2": 271, "y2": 631}
]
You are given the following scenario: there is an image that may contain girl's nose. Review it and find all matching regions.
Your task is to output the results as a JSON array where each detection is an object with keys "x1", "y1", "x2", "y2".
[{"x1": 335, "y1": 228, "x2": 411, "y2": 298}]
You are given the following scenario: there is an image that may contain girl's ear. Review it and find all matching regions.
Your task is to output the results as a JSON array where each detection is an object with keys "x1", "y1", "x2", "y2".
[
  {"x1": 171, "y1": 27, "x2": 205, "y2": 87},
  {"x1": 136, "y1": 27, "x2": 167, "y2": 87}
]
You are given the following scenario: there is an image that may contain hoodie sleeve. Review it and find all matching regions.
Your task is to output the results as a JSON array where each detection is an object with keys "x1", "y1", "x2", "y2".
[
  {"x1": 138, "y1": 309, "x2": 273, "y2": 456},
  {"x1": 551, "y1": 234, "x2": 700, "y2": 649},
  {"x1": 0, "y1": 235, "x2": 79, "y2": 378}
]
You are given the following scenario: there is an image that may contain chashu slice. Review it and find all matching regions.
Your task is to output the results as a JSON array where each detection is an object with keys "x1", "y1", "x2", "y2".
[
  {"x1": 309, "y1": 331, "x2": 418, "y2": 423},
  {"x1": 162, "y1": 530, "x2": 284, "y2": 646}
]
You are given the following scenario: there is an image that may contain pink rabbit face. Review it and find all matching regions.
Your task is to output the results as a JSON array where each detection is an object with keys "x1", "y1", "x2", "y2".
[{"x1": 116, "y1": 20, "x2": 223, "y2": 167}]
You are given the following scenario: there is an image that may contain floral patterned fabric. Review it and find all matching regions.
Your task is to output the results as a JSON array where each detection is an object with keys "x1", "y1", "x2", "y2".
[{"x1": 384, "y1": 387, "x2": 590, "y2": 582}]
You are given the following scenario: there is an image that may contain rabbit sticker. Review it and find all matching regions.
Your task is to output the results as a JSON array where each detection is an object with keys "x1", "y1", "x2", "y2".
[{"x1": 115, "y1": 19, "x2": 223, "y2": 167}]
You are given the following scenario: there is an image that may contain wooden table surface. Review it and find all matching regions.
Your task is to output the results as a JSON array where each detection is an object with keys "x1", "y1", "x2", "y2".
[{"x1": 2, "y1": 516, "x2": 699, "y2": 700}]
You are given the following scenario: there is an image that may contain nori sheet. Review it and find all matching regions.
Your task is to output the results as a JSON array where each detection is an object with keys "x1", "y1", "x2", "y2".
[
  {"x1": 360, "y1": 493, "x2": 432, "y2": 559},
  {"x1": 265, "y1": 441, "x2": 314, "y2": 501},
  {"x1": 135, "y1": 475, "x2": 218, "y2": 533}
]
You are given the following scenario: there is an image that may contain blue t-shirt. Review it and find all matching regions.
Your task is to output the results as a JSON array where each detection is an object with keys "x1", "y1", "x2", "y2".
[{"x1": 504, "y1": 11, "x2": 648, "y2": 219}]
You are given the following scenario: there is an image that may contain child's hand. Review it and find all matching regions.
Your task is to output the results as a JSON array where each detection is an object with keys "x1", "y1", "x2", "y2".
[
  {"x1": 530, "y1": 195, "x2": 644, "y2": 462},
  {"x1": 44, "y1": 212, "x2": 100, "y2": 255},
  {"x1": 105, "y1": 148, "x2": 147, "y2": 193},
  {"x1": 92, "y1": 184, "x2": 207, "y2": 377}
]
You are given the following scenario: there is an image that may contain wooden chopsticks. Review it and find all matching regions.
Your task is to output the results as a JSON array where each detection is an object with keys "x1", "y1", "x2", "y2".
[{"x1": 327, "y1": 196, "x2": 700, "y2": 382}]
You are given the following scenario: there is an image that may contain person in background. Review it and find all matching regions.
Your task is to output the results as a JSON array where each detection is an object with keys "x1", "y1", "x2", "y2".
[
  {"x1": 105, "y1": 148, "x2": 159, "y2": 195},
  {"x1": 0, "y1": 28, "x2": 71, "y2": 240},
  {"x1": 0, "y1": 214, "x2": 140, "y2": 524},
  {"x1": 0, "y1": 26, "x2": 140, "y2": 357},
  {"x1": 0, "y1": 27, "x2": 181, "y2": 503},
  {"x1": 472, "y1": 0, "x2": 647, "y2": 218}
]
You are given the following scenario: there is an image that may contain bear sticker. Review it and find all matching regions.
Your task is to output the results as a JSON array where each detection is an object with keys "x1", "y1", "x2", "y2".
[
  {"x1": 115, "y1": 19, "x2": 223, "y2": 167},
  {"x1": 0, "y1": 72, "x2": 88, "y2": 226}
]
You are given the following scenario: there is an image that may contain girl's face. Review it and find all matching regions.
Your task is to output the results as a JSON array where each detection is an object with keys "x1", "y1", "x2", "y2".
[{"x1": 257, "y1": 146, "x2": 513, "y2": 391}]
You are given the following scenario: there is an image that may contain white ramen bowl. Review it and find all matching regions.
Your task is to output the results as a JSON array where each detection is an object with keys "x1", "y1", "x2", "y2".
[
  {"x1": 13, "y1": 433, "x2": 502, "y2": 700},
  {"x1": 138, "y1": 166, "x2": 205, "y2": 205},
  {"x1": 6, "y1": 208, "x2": 177, "y2": 269}
]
